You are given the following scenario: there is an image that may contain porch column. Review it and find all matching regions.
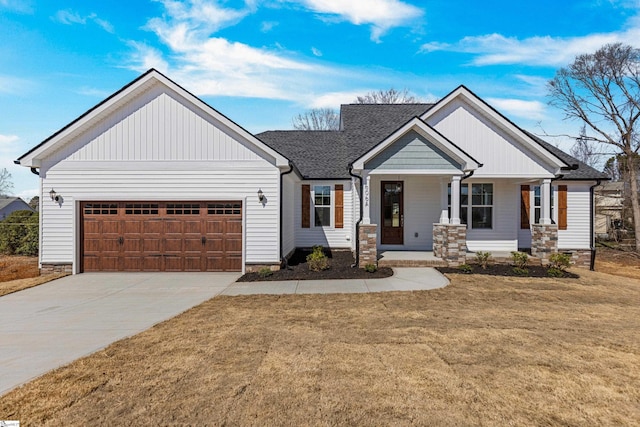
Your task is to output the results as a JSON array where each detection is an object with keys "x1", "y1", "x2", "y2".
[
  {"x1": 362, "y1": 171, "x2": 371, "y2": 224},
  {"x1": 450, "y1": 176, "x2": 461, "y2": 225},
  {"x1": 540, "y1": 178, "x2": 552, "y2": 224}
]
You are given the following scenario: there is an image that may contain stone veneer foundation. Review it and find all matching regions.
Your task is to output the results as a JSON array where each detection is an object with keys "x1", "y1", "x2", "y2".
[
  {"x1": 433, "y1": 223, "x2": 467, "y2": 267},
  {"x1": 561, "y1": 249, "x2": 592, "y2": 269},
  {"x1": 41, "y1": 263, "x2": 73, "y2": 275},
  {"x1": 358, "y1": 224, "x2": 378, "y2": 268}
]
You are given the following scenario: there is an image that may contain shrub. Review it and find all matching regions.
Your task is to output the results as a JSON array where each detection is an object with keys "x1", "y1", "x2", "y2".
[
  {"x1": 547, "y1": 267, "x2": 565, "y2": 278},
  {"x1": 458, "y1": 263, "x2": 473, "y2": 274},
  {"x1": 364, "y1": 263, "x2": 377, "y2": 273},
  {"x1": 306, "y1": 245, "x2": 329, "y2": 272},
  {"x1": 549, "y1": 253, "x2": 571, "y2": 271},
  {"x1": 511, "y1": 251, "x2": 528, "y2": 269},
  {"x1": 258, "y1": 267, "x2": 273, "y2": 278},
  {"x1": 512, "y1": 267, "x2": 529, "y2": 276},
  {"x1": 0, "y1": 210, "x2": 39, "y2": 256},
  {"x1": 474, "y1": 251, "x2": 492, "y2": 270}
]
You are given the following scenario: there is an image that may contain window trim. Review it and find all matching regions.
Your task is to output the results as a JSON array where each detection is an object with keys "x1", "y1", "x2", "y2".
[
  {"x1": 312, "y1": 184, "x2": 333, "y2": 228},
  {"x1": 448, "y1": 182, "x2": 494, "y2": 230}
]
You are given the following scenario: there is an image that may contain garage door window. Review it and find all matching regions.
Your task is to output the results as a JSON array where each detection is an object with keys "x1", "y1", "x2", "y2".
[
  {"x1": 84, "y1": 203, "x2": 117, "y2": 215},
  {"x1": 125, "y1": 203, "x2": 159, "y2": 215},
  {"x1": 167, "y1": 203, "x2": 200, "y2": 214},
  {"x1": 208, "y1": 203, "x2": 242, "y2": 215}
]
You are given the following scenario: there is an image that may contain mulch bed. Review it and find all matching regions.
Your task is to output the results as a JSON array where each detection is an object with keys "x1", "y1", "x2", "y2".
[
  {"x1": 237, "y1": 249, "x2": 393, "y2": 282},
  {"x1": 437, "y1": 264, "x2": 579, "y2": 278}
]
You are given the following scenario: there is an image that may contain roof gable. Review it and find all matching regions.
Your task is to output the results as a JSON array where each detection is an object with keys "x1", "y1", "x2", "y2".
[
  {"x1": 352, "y1": 117, "x2": 480, "y2": 172},
  {"x1": 18, "y1": 69, "x2": 289, "y2": 169},
  {"x1": 421, "y1": 86, "x2": 568, "y2": 175}
]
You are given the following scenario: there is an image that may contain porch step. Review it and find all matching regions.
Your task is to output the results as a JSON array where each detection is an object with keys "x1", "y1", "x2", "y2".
[{"x1": 378, "y1": 259, "x2": 448, "y2": 268}]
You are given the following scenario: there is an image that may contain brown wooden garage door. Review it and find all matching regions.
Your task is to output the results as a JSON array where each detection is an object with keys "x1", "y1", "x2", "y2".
[{"x1": 81, "y1": 201, "x2": 242, "y2": 272}]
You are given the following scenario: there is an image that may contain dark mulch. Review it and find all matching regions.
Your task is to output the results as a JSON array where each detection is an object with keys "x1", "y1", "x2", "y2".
[
  {"x1": 238, "y1": 249, "x2": 393, "y2": 282},
  {"x1": 437, "y1": 263, "x2": 579, "y2": 278}
]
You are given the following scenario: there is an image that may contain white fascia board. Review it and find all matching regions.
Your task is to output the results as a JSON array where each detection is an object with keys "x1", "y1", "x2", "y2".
[
  {"x1": 421, "y1": 86, "x2": 567, "y2": 170},
  {"x1": 368, "y1": 169, "x2": 464, "y2": 175},
  {"x1": 351, "y1": 117, "x2": 480, "y2": 171},
  {"x1": 18, "y1": 70, "x2": 289, "y2": 168}
]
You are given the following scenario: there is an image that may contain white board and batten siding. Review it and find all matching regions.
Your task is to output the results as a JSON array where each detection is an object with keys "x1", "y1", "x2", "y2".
[
  {"x1": 426, "y1": 99, "x2": 556, "y2": 178},
  {"x1": 294, "y1": 180, "x2": 354, "y2": 249},
  {"x1": 39, "y1": 83, "x2": 282, "y2": 271}
]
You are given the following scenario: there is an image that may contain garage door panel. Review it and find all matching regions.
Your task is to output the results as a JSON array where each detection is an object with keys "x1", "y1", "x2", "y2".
[{"x1": 82, "y1": 201, "x2": 242, "y2": 272}]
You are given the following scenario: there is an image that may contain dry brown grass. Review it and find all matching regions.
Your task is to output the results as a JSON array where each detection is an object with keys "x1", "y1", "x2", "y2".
[
  {"x1": 596, "y1": 247, "x2": 640, "y2": 279},
  {"x1": 0, "y1": 255, "x2": 39, "y2": 283},
  {"x1": 1, "y1": 269, "x2": 639, "y2": 426},
  {"x1": 0, "y1": 256, "x2": 66, "y2": 297}
]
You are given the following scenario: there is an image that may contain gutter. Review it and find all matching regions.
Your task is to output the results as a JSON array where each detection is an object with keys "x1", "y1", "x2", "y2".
[
  {"x1": 589, "y1": 179, "x2": 603, "y2": 271},
  {"x1": 279, "y1": 162, "x2": 294, "y2": 267},
  {"x1": 348, "y1": 164, "x2": 363, "y2": 268}
]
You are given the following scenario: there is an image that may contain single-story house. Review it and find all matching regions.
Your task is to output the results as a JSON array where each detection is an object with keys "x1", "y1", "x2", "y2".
[
  {"x1": 595, "y1": 181, "x2": 624, "y2": 239},
  {"x1": 16, "y1": 69, "x2": 608, "y2": 274},
  {"x1": 0, "y1": 197, "x2": 34, "y2": 220}
]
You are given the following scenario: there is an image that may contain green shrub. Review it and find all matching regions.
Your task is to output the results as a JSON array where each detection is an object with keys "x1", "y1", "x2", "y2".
[
  {"x1": 511, "y1": 251, "x2": 528, "y2": 269},
  {"x1": 0, "y1": 210, "x2": 39, "y2": 256},
  {"x1": 258, "y1": 267, "x2": 273, "y2": 278},
  {"x1": 458, "y1": 263, "x2": 473, "y2": 274},
  {"x1": 512, "y1": 267, "x2": 529, "y2": 276},
  {"x1": 306, "y1": 245, "x2": 329, "y2": 272},
  {"x1": 547, "y1": 267, "x2": 565, "y2": 278},
  {"x1": 549, "y1": 253, "x2": 571, "y2": 271},
  {"x1": 474, "y1": 251, "x2": 492, "y2": 270},
  {"x1": 364, "y1": 263, "x2": 377, "y2": 273}
]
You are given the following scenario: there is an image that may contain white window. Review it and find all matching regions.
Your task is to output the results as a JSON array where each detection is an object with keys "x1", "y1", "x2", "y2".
[
  {"x1": 313, "y1": 185, "x2": 331, "y2": 227},
  {"x1": 533, "y1": 186, "x2": 555, "y2": 224},
  {"x1": 448, "y1": 183, "x2": 493, "y2": 229}
]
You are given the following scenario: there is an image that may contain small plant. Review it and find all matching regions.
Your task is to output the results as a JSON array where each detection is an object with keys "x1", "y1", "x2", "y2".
[
  {"x1": 548, "y1": 253, "x2": 571, "y2": 271},
  {"x1": 306, "y1": 245, "x2": 329, "y2": 272},
  {"x1": 258, "y1": 267, "x2": 273, "y2": 278},
  {"x1": 474, "y1": 251, "x2": 492, "y2": 270},
  {"x1": 364, "y1": 263, "x2": 377, "y2": 273},
  {"x1": 547, "y1": 267, "x2": 565, "y2": 277},
  {"x1": 458, "y1": 263, "x2": 473, "y2": 274},
  {"x1": 512, "y1": 266, "x2": 529, "y2": 276},
  {"x1": 511, "y1": 251, "x2": 528, "y2": 269}
]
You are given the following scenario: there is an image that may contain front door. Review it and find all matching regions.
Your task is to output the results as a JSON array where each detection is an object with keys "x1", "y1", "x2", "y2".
[{"x1": 381, "y1": 181, "x2": 404, "y2": 245}]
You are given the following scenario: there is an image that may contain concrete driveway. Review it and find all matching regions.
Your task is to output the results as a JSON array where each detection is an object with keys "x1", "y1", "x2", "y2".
[{"x1": 0, "y1": 272, "x2": 239, "y2": 396}]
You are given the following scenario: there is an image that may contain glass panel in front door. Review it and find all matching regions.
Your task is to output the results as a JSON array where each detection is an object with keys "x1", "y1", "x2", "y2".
[{"x1": 383, "y1": 182, "x2": 402, "y2": 227}]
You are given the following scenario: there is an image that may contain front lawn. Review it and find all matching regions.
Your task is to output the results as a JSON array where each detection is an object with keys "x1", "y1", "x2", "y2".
[{"x1": 1, "y1": 270, "x2": 638, "y2": 425}]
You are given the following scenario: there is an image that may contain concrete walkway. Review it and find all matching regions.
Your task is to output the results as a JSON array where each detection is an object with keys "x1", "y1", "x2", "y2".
[{"x1": 0, "y1": 268, "x2": 447, "y2": 395}]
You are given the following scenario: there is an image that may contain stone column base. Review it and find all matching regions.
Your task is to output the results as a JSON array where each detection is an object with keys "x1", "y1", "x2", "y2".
[
  {"x1": 433, "y1": 223, "x2": 467, "y2": 267},
  {"x1": 559, "y1": 249, "x2": 591, "y2": 269},
  {"x1": 358, "y1": 224, "x2": 378, "y2": 268},
  {"x1": 531, "y1": 224, "x2": 558, "y2": 265}
]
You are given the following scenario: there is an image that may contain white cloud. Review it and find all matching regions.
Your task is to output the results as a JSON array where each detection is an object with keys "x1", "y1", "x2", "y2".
[
  {"x1": 149, "y1": 0, "x2": 251, "y2": 36},
  {"x1": 0, "y1": 0, "x2": 33, "y2": 13},
  {"x1": 486, "y1": 98, "x2": 546, "y2": 121},
  {"x1": 260, "y1": 21, "x2": 278, "y2": 32},
  {"x1": 53, "y1": 9, "x2": 115, "y2": 33},
  {"x1": 311, "y1": 47, "x2": 322, "y2": 57},
  {"x1": 0, "y1": 75, "x2": 32, "y2": 94},
  {"x1": 16, "y1": 188, "x2": 38, "y2": 201},
  {"x1": 0, "y1": 134, "x2": 19, "y2": 152},
  {"x1": 309, "y1": 90, "x2": 365, "y2": 108},
  {"x1": 76, "y1": 87, "x2": 112, "y2": 98},
  {"x1": 291, "y1": 0, "x2": 424, "y2": 41},
  {"x1": 420, "y1": 14, "x2": 640, "y2": 67}
]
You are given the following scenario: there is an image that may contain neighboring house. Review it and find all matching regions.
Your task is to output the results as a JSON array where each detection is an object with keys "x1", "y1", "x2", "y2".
[
  {"x1": 0, "y1": 197, "x2": 34, "y2": 220},
  {"x1": 595, "y1": 181, "x2": 624, "y2": 239},
  {"x1": 16, "y1": 69, "x2": 608, "y2": 274}
]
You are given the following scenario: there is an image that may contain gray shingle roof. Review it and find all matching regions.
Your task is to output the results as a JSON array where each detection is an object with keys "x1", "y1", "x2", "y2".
[{"x1": 257, "y1": 103, "x2": 607, "y2": 181}]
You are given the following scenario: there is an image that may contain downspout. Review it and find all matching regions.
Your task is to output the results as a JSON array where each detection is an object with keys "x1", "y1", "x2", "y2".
[
  {"x1": 589, "y1": 179, "x2": 603, "y2": 271},
  {"x1": 348, "y1": 164, "x2": 363, "y2": 268},
  {"x1": 30, "y1": 167, "x2": 40, "y2": 176},
  {"x1": 279, "y1": 162, "x2": 294, "y2": 267}
]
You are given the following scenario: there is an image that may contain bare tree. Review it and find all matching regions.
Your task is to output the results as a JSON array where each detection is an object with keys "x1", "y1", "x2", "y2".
[
  {"x1": 292, "y1": 108, "x2": 339, "y2": 130},
  {"x1": 548, "y1": 43, "x2": 640, "y2": 250},
  {"x1": 354, "y1": 88, "x2": 419, "y2": 104},
  {"x1": 570, "y1": 125, "x2": 600, "y2": 168},
  {"x1": 0, "y1": 168, "x2": 13, "y2": 197}
]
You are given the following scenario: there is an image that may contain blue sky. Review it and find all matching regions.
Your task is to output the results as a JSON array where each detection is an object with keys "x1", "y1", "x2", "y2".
[{"x1": 2, "y1": 0, "x2": 640, "y2": 198}]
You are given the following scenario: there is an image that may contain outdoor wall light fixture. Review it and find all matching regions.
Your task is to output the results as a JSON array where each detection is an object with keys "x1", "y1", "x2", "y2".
[
  {"x1": 49, "y1": 188, "x2": 61, "y2": 202},
  {"x1": 258, "y1": 189, "x2": 264, "y2": 202}
]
